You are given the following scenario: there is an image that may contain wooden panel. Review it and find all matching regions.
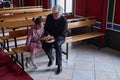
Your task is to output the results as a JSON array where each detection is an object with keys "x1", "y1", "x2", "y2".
[
  {"x1": 76, "y1": 0, "x2": 87, "y2": 16},
  {"x1": 42, "y1": 0, "x2": 52, "y2": 9},
  {"x1": 0, "y1": 10, "x2": 51, "y2": 21},
  {"x1": 114, "y1": 0, "x2": 120, "y2": 24},
  {"x1": 9, "y1": 29, "x2": 28, "y2": 38},
  {"x1": 13, "y1": 0, "x2": 20, "y2": 7},
  {"x1": 24, "y1": 0, "x2": 30, "y2": 6},
  {"x1": 107, "y1": 0, "x2": 115, "y2": 22},
  {"x1": 0, "y1": 19, "x2": 34, "y2": 29},
  {"x1": 0, "y1": 8, "x2": 43, "y2": 14},
  {"x1": 87, "y1": 0, "x2": 103, "y2": 21},
  {"x1": 68, "y1": 18, "x2": 96, "y2": 29},
  {"x1": 12, "y1": 46, "x2": 27, "y2": 54}
]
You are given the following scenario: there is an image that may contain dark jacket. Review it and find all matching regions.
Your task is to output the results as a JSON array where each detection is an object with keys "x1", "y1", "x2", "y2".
[{"x1": 44, "y1": 14, "x2": 68, "y2": 41}]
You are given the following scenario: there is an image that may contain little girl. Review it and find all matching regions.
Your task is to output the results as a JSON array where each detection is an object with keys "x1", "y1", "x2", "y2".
[{"x1": 25, "y1": 16, "x2": 44, "y2": 69}]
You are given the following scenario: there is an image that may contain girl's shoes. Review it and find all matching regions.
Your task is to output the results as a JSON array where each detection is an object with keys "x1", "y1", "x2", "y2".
[
  {"x1": 33, "y1": 64, "x2": 38, "y2": 69},
  {"x1": 25, "y1": 57, "x2": 30, "y2": 68},
  {"x1": 25, "y1": 57, "x2": 38, "y2": 69}
]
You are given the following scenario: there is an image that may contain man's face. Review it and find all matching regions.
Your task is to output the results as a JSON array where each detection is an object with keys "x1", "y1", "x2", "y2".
[{"x1": 53, "y1": 12, "x2": 61, "y2": 20}]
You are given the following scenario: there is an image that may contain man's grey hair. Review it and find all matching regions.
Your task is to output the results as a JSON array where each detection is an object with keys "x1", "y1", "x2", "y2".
[{"x1": 52, "y1": 5, "x2": 63, "y2": 14}]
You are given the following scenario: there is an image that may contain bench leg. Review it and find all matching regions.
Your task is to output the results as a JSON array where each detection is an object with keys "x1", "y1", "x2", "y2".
[
  {"x1": 1, "y1": 28, "x2": 5, "y2": 36},
  {"x1": 62, "y1": 43, "x2": 69, "y2": 60},
  {"x1": 0, "y1": 43, "x2": 3, "y2": 50},
  {"x1": 66, "y1": 43, "x2": 68, "y2": 59},
  {"x1": 5, "y1": 40, "x2": 9, "y2": 51},
  {"x1": 21, "y1": 53, "x2": 24, "y2": 71},
  {"x1": 15, "y1": 54, "x2": 18, "y2": 63},
  {"x1": 11, "y1": 52, "x2": 24, "y2": 71}
]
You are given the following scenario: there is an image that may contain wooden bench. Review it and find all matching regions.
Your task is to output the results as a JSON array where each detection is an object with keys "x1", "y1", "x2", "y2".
[
  {"x1": 68, "y1": 18, "x2": 96, "y2": 29},
  {"x1": 0, "y1": 13, "x2": 28, "y2": 21},
  {"x1": 67, "y1": 16, "x2": 96, "y2": 22},
  {"x1": 0, "y1": 16, "x2": 104, "y2": 70},
  {"x1": 0, "y1": 19, "x2": 34, "y2": 36},
  {"x1": 4, "y1": 29, "x2": 29, "y2": 70},
  {"x1": 0, "y1": 7, "x2": 43, "y2": 15},
  {"x1": 0, "y1": 19, "x2": 34, "y2": 28},
  {"x1": 64, "y1": 32, "x2": 104, "y2": 59},
  {"x1": 14, "y1": 6, "x2": 42, "y2": 9},
  {"x1": 26, "y1": 11, "x2": 52, "y2": 19},
  {"x1": 63, "y1": 17, "x2": 104, "y2": 59},
  {"x1": 2, "y1": 19, "x2": 104, "y2": 71},
  {"x1": 0, "y1": 10, "x2": 51, "y2": 21}
]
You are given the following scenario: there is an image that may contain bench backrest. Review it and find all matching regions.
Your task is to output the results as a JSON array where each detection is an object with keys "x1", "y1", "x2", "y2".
[
  {"x1": 0, "y1": 19, "x2": 34, "y2": 28},
  {"x1": 0, "y1": 8, "x2": 43, "y2": 14},
  {"x1": 65, "y1": 14, "x2": 74, "y2": 19},
  {"x1": 68, "y1": 18, "x2": 96, "y2": 29},
  {"x1": 9, "y1": 29, "x2": 29, "y2": 48},
  {"x1": 9, "y1": 29, "x2": 29, "y2": 38},
  {"x1": 0, "y1": 10, "x2": 51, "y2": 21}
]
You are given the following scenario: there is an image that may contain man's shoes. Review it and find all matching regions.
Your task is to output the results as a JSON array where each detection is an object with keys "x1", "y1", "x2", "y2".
[
  {"x1": 56, "y1": 65, "x2": 62, "y2": 74},
  {"x1": 48, "y1": 60, "x2": 53, "y2": 67},
  {"x1": 48, "y1": 57, "x2": 54, "y2": 67}
]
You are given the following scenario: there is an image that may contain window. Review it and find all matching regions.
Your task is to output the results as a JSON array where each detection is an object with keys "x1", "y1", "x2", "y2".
[
  {"x1": 56, "y1": 0, "x2": 73, "y2": 13},
  {"x1": 66, "y1": 0, "x2": 72, "y2": 13},
  {"x1": 56, "y1": 0, "x2": 65, "y2": 12}
]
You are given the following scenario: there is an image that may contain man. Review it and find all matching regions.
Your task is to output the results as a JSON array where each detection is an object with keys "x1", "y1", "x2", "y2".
[{"x1": 42, "y1": 5, "x2": 68, "y2": 74}]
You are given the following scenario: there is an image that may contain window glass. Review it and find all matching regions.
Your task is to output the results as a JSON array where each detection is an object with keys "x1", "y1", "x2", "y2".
[
  {"x1": 66, "y1": 0, "x2": 72, "y2": 13},
  {"x1": 56, "y1": 0, "x2": 64, "y2": 12}
]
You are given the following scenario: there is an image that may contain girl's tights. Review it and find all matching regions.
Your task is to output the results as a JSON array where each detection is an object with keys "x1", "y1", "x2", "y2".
[{"x1": 26, "y1": 53, "x2": 38, "y2": 69}]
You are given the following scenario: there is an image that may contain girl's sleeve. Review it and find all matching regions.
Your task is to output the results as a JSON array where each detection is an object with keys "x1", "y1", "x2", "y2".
[{"x1": 26, "y1": 29, "x2": 32, "y2": 47}]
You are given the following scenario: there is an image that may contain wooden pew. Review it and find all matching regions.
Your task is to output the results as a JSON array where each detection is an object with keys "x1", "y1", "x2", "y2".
[
  {"x1": 0, "y1": 17, "x2": 94, "y2": 36},
  {"x1": 0, "y1": 16, "x2": 95, "y2": 36},
  {"x1": 67, "y1": 16, "x2": 96, "y2": 22},
  {"x1": 0, "y1": 16, "x2": 103, "y2": 60},
  {"x1": 0, "y1": 10, "x2": 51, "y2": 21},
  {"x1": 68, "y1": 18, "x2": 96, "y2": 29},
  {"x1": 0, "y1": 8, "x2": 43, "y2": 15},
  {"x1": 26, "y1": 11, "x2": 52, "y2": 20},
  {"x1": 65, "y1": 32, "x2": 104, "y2": 43},
  {"x1": 65, "y1": 14, "x2": 74, "y2": 19},
  {"x1": 0, "y1": 13, "x2": 28, "y2": 21},
  {"x1": 5, "y1": 29, "x2": 29, "y2": 70},
  {"x1": 0, "y1": 19, "x2": 33, "y2": 48},
  {"x1": 0, "y1": 19, "x2": 34, "y2": 29},
  {"x1": 0, "y1": 16, "x2": 104, "y2": 71},
  {"x1": 14, "y1": 6, "x2": 42, "y2": 9},
  {"x1": 63, "y1": 17, "x2": 103, "y2": 59}
]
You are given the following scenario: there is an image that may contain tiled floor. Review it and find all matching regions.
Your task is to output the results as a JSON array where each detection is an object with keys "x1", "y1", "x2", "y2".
[{"x1": 23, "y1": 42, "x2": 120, "y2": 80}]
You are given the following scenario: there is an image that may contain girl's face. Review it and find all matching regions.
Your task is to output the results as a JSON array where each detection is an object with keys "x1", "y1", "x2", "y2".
[{"x1": 35, "y1": 22, "x2": 43, "y2": 29}]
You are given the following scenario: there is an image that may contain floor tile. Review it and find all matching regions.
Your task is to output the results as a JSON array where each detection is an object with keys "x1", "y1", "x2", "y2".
[
  {"x1": 95, "y1": 62, "x2": 115, "y2": 72},
  {"x1": 95, "y1": 71, "x2": 118, "y2": 80},
  {"x1": 75, "y1": 61, "x2": 94, "y2": 71},
  {"x1": 72, "y1": 70, "x2": 95, "y2": 80}
]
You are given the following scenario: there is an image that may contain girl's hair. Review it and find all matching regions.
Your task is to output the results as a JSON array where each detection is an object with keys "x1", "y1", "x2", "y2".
[{"x1": 32, "y1": 16, "x2": 43, "y2": 24}]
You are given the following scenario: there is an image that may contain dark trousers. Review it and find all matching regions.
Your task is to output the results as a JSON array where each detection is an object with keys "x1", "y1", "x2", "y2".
[{"x1": 42, "y1": 39, "x2": 64, "y2": 66}]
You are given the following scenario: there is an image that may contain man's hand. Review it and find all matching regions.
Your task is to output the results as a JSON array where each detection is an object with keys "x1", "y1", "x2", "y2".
[{"x1": 41, "y1": 35, "x2": 54, "y2": 41}]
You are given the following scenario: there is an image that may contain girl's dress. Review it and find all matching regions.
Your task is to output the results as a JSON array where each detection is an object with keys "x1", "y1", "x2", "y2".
[{"x1": 26, "y1": 26, "x2": 44, "y2": 54}]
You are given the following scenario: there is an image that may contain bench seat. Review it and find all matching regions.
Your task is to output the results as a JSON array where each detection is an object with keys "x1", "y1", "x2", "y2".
[{"x1": 65, "y1": 32, "x2": 104, "y2": 43}]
